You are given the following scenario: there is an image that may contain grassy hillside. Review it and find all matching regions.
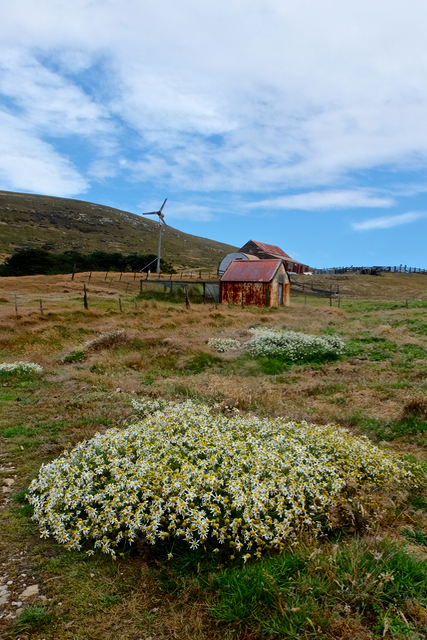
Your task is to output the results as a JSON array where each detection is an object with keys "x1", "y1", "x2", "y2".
[{"x1": 0, "y1": 190, "x2": 236, "y2": 269}]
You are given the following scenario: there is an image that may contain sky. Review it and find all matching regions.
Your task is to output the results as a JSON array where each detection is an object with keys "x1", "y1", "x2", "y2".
[{"x1": 1, "y1": 1, "x2": 427, "y2": 269}]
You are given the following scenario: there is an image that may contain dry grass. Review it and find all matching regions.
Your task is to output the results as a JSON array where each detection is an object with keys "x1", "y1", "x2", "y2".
[{"x1": 1, "y1": 272, "x2": 427, "y2": 638}]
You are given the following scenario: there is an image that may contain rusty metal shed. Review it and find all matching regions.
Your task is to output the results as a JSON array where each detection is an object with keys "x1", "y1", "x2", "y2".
[{"x1": 220, "y1": 259, "x2": 290, "y2": 307}]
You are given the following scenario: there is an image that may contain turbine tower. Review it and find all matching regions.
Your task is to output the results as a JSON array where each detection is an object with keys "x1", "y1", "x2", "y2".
[{"x1": 141, "y1": 198, "x2": 167, "y2": 275}]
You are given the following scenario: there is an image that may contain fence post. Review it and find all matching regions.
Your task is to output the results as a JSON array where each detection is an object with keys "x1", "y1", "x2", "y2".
[
  {"x1": 185, "y1": 286, "x2": 190, "y2": 309},
  {"x1": 39, "y1": 299, "x2": 43, "y2": 314},
  {"x1": 105, "y1": 269, "x2": 109, "y2": 280},
  {"x1": 119, "y1": 272, "x2": 123, "y2": 281},
  {"x1": 83, "y1": 284, "x2": 88, "y2": 310},
  {"x1": 14, "y1": 292, "x2": 17, "y2": 317},
  {"x1": 119, "y1": 297, "x2": 122, "y2": 312},
  {"x1": 89, "y1": 271, "x2": 92, "y2": 282}
]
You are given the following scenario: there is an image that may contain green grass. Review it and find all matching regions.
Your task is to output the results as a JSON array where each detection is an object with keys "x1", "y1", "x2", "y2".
[
  {"x1": 358, "y1": 415, "x2": 427, "y2": 441},
  {"x1": 345, "y1": 335, "x2": 397, "y2": 361},
  {"x1": 62, "y1": 349, "x2": 85, "y2": 363},
  {"x1": 183, "y1": 352, "x2": 222, "y2": 374},
  {"x1": 402, "y1": 529, "x2": 427, "y2": 546},
  {"x1": 148, "y1": 537, "x2": 427, "y2": 638},
  {"x1": 12, "y1": 606, "x2": 52, "y2": 632}
]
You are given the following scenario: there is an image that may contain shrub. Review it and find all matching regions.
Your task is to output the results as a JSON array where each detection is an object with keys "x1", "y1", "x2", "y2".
[
  {"x1": 208, "y1": 338, "x2": 242, "y2": 353},
  {"x1": 246, "y1": 328, "x2": 345, "y2": 363},
  {"x1": 84, "y1": 329, "x2": 127, "y2": 352},
  {"x1": 0, "y1": 361, "x2": 43, "y2": 379},
  {"x1": 27, "y1": 399, "x2": 422, "y2": 560},
  {"x1": 61, "y1": 330, "x2": 127, "y2": 363}
]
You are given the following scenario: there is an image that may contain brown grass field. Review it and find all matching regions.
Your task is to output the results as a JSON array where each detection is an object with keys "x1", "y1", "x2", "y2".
[{"x1": 1, "y1": 271, "x2": 427, "y2": 639}]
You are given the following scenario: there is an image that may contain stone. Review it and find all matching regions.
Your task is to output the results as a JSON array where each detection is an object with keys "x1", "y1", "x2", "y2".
[
  {"x1": 20, "y1": 584, "x2": 39, "y2": 598},
  {"x1": 3, "y1": 478, "x2": 15, "y2": 486}
]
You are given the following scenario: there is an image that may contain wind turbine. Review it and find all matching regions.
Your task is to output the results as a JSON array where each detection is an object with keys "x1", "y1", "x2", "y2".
[{"x1": 141, "y1": 198, "x2": 167, "y2": 275}]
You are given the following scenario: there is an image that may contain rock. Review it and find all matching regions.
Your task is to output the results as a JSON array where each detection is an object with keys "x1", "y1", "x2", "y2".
[
  {"x1": 12, "y1": 601, "x2": 23, "y2": 607},
  {"x1": 20, "y1": 584, "x2": 39, "y2": 598},
  {"x1": 3, "y1": 478, "x2": 15, "y2": 486}
]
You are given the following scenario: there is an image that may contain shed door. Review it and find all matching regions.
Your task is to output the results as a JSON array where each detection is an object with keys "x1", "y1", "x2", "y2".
[{"x1": 278, "y1": 283, "x2": 284, "y2": 305}]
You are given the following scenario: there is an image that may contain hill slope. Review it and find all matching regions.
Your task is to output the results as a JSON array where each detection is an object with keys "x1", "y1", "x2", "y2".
[{"x1": 0, "y1": 191, "x2": 236, "y2": 269}]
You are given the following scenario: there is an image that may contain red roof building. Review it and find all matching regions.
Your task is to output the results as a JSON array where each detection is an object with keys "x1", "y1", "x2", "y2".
[
  {"x1": 220, "y1": 259, "x2": 290, "y2": 307},
  {"x1": 238, "y1": 239, "x2": 309, "y2": 274}
]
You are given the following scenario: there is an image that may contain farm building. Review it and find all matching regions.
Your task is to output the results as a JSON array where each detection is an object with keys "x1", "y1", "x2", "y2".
[
  {"x1": 238, "y1": 239, "x2": 310, "y2": 274},
  {"x1": 218, "y1": 251, "x2": 260, "y2": 276},
  {"x1": 220, "y1": 259, "x2": 290, "y2": 307}
]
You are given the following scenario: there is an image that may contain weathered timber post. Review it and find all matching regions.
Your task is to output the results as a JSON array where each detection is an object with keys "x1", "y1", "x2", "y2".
[
  {"x1": 89, "y1": 272, "x2": 92, "y2": 282},
  {"x1": 119, "y1": 297, "x2": 122, "y2": 312},
  {"x1": 83, "y1": 284, "x2": 88, "y2": 310},
  {"x1": 119, "y1": 272, "x2": 123, "y2": 281},
  {"x1": 39, "y1": 299, "x2": 43, "y2": 314}
]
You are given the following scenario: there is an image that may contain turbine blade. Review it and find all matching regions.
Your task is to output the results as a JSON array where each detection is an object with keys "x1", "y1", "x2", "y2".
[
  {"x1": 141, "y1": 211, "x2": 158, "y2": 216},
  {"x1": 159, "y1": 198, "x2": 167, "y2": 212}
]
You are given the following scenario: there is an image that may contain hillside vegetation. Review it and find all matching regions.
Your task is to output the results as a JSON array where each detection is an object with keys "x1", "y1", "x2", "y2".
[
  {"x1": 0, "y1": 190, "x2": 236, "y2": 269},
  {"x1": 1, "y1": 273, "x2": 427, "y2": 639}
]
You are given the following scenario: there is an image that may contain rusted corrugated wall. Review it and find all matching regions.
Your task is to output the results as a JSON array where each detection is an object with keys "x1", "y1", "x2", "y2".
[
  {"x1": 221, "y1": 281, "x2": 270, "y2": 306},
  {"x1": 220, "y1": 261, "x2": 290, "y2": 307}
]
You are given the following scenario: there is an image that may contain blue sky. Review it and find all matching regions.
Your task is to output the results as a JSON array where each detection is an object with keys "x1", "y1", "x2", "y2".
[{"x1": 1, "y1": 0, "x2": 427, "y2": 268}]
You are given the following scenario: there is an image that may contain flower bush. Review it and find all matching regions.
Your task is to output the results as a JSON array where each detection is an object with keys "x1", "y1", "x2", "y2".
[
  {"x1": 0, "y1": 361, "x2": 43, "y2": 377},
  {"x1": 247, "y1": 328, "x2": 345, "y2": 363},
  {"x1": 208, "y1": 338, "x2": 242, "y2": 353},
  {"x1": 28, "y1": 399, "x2": 420, "y2": 560}
]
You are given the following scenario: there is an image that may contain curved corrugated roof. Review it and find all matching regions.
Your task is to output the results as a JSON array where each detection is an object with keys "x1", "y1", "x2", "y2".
[{"x1": 221, "y1": 259, "x2": 282, "y2": 282}]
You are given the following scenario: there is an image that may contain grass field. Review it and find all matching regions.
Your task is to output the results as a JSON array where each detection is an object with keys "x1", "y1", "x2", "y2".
[{"x1": 1, "y1": 271, "x2": 427, "y2": 639}]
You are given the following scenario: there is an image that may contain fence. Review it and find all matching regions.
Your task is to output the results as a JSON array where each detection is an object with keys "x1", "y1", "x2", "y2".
[{"x1": 312, "y1": 265, "x2": 427, "y2": 275}]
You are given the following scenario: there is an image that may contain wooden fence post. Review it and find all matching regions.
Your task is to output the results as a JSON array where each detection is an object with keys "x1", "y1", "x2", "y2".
[
  {"x1": 39, "y1": 299, "x2": 43, "y2": 314},
  {"x1": 14, "y1": 292, "x2": 17, "y2": 317},
  {"x1": 119, "y1": 297, "x2": 122, "y2": 312},
  {"x1": 83, "y1": 284, "x2": 88, "y2": 310}
]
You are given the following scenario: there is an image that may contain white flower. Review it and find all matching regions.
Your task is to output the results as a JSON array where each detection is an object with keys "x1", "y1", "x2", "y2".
[{"x1": 27, "y1": 399, "x2": 417, "y2": 560}]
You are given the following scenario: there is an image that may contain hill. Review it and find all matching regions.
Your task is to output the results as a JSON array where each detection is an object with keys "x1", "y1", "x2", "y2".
[{"x1": 0, "y1": 190, "x2": 236, "y2": 269}]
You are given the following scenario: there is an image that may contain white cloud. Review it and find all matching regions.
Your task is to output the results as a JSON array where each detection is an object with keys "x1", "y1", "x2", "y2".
[
  {"x1": 0, "y1": 110, "x2": 88, "y2": 196},
  {"x1": 2, "y1": 1, "x2": 427, "y2": 195},
  {"x1": 247, "y1": 190, "x2": 394, "y2": 211},
  {"x1": 352, "y1": 211, "x2": 426, "y2": 231}
]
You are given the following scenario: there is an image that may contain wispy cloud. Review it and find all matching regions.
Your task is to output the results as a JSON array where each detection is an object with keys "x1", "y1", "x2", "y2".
[
  {"x1": 166, "y1": 203, "x2": 214, "y2": 222},
  {"x1": 246, "y1": 190, "x2": 394, "y2": 211},
  {"x1": 352, "y1": 211, "x2": 426, "y2": 231}
]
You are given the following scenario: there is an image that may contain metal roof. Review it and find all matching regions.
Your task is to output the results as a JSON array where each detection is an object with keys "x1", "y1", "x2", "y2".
[
  {"x1": 221, "y1": 259, "x2": 282, "y2": 282},
  {"x1": 243, "y1": 240, "x2": 293, "y2": 261}
]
